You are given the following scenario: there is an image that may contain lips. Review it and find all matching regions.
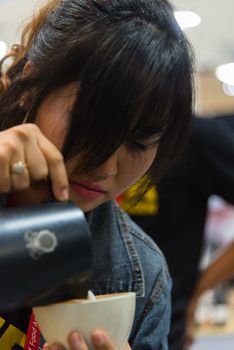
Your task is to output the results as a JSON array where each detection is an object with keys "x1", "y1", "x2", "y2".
[
  {"x1": 70, "y1": 180, "x2": 107, "y2": 200},
  {"x1": 76, "y1": 180, "x2": 106, "y2": 192}
]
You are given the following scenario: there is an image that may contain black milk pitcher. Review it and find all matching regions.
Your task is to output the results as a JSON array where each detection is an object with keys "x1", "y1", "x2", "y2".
[{"x1": 0, "y1": 201, "x2": 93, "y2": 313}]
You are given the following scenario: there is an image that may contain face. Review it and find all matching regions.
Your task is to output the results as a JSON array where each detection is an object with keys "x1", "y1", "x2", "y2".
[{"x1": 36, "y1": 84, "x2": 158, "y2": 212}]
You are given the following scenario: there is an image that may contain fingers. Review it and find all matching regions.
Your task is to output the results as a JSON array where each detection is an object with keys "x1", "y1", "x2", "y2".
[
  {"x1": 68, "y1": 333, "x2": 89, "y2": 350},
  {"x1": 0, "y1": 144, "x2": 14, "y2": 192},
  {"x1": 44, "y1": 334, "x2": 89, "y2": 350},
  {"x1": 0, "y1": 124, "x2": 69, "y2": 201},
  {"x1": 0, "y1": 144, "x2": 29, "y2": 192},
  {"x1": 91, "y1": 330, "x2": 116, "y2": 350},
  {"x1": 67, "y1": 330, "x2": 115, "y2": 350},
  {"x1": 10, "y1": 157, "x2": 30, "y2": 191},
  {"x1": 43, "y1": 343, "x2": 64, "y2": 350},
  {"x1": 44, "y1": 330, "x2": 121, "y2": 350},
  {"x1": 37, "y1": 135, "x2": 69, "y2": 201}
]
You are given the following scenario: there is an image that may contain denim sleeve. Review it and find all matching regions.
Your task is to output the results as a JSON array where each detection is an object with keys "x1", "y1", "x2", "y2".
[{"x1": 131, "y1": 271, "x2": 172, "y2": 350}]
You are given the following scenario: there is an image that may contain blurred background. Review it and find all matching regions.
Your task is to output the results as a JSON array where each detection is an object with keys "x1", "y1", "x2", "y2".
[
  {"x1": 0, "y1": 1, "x2": 234, "y2": 349},
  {"x1": 172, "y1": 0, "x2": 234, "y2": 116},
  {"x1": 1, "y1": 0, "x2": 234, "y2": 115}
]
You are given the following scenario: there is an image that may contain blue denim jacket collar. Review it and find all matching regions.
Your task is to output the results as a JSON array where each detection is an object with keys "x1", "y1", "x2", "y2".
[{"x1": 89, "y1": 200, "x2": 145, "y2": 297}]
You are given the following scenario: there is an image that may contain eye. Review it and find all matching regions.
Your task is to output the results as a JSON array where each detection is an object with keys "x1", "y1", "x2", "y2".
[
  {"x1": 126, "y1": 141, "x2": 147, "y2": 152},
  {"x1": 126, "y1": 139, "x2": 158, "y2": 153}
]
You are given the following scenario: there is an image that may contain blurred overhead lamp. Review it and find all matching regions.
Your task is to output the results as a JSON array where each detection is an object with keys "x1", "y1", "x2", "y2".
[
  {"x1": 215, "y1": 63, "x2": 234, "y2": 86},
  {"x1": 0, "y1": 41, "x2": 7, "y2": 60},
  {"x1": 174, "y1": 11, "x2": 201, "y2": 29},
  {"x1": 223, "y1": 83, "x2": 234, "y2": 97}
]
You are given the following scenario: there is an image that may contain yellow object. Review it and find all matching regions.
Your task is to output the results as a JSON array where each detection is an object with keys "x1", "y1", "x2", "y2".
[
  {"x1": 0, "y1": 316, "x2": 26, "y2": 349},
  {"x1": 120, "y1": 179, "x2": 159, "y2": 216}
]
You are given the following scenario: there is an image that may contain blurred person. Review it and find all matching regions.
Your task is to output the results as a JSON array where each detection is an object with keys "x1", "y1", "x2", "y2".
[
  {"x1": 184, "y1": 240, "x2": 234, "y2": 348},
  {"x1": 0, "y1": 0, "x2": 194, "y2": 349},
  {"x1": 119, "y1": 115, "x2": 234, "y2": 350}
]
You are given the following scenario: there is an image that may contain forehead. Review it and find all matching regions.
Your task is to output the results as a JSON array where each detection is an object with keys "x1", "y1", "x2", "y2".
[{"x1": 50, "y1": 83, "x2": 79, "y2": 105}]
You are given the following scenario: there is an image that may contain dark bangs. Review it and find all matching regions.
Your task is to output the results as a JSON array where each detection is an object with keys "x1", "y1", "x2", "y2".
[
  {"x1": 0, "y1": 0, "x2": 193, "y2": 192},
  {"x1": 61, "y1": 20, "x2": 194, "y2": 180},
  {"x1": 61, "y1": 23, "x2": 170, "y2": 172}
]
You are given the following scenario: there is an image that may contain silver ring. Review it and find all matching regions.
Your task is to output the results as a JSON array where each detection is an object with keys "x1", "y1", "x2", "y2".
[{"x1": 11, "y1": 161, "x2": 27, "y2": 175}]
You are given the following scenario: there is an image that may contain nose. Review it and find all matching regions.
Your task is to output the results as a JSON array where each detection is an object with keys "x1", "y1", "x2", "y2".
[{"x1": 94, "y1": 150, "x2": 119, "y2": 180}]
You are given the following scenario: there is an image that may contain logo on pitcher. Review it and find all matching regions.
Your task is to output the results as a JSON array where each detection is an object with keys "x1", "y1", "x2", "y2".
[{"x1": 25, "y1": 230, "x2": 58, "y2": 259}]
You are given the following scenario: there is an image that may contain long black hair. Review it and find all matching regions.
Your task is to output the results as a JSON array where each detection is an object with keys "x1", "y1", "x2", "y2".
[{"x1": 0, "y1": 0, "x2": 194, "y2": 197}]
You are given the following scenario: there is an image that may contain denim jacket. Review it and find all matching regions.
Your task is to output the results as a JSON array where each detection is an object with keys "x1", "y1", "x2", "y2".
[
  {"x1": 90, "y1": 200, "x2": 172, "y2": 349},
  {"x1": 0, "y1": 197, "x2": 171, "y2": 350}
]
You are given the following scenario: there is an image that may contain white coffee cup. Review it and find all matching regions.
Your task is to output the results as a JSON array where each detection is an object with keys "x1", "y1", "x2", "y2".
[{"x1": 33, "y1": 292, "x2": 136, "y2": 350}]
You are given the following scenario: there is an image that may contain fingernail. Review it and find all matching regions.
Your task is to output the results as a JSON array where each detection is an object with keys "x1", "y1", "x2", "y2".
[
  {"x1": 92, "y1": 332, "x2": 105, "y2": 346},
  {"x1": 50, "y1": 343, "x2": 64, "y2": 350},
  {"x1": 69, "y1": 333, "x2": 83, "y2": 347},
  {"x1": 60, "y1": 188, "x2": 69, "y2": 201}
]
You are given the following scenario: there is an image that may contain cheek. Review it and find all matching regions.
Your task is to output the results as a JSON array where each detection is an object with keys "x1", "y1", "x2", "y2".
[
  {"x1": 125, "y1": 148, "x2": 157, "y2": 180},
  {"x1": 146, "y1": 149, "x2": 157, "y2": 166},
  {"x1": 138, "y1": 148, "x2": 157, "y2": 171}
]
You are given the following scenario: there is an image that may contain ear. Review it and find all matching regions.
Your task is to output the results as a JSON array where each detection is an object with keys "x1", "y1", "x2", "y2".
[{"x1": 22, "y1": 60, "x2": 32, "y2": 78}]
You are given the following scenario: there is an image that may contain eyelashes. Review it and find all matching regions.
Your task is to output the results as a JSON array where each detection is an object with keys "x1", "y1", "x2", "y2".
[
  {"x1": 127, "y1": 141, "x2": 148, "y2": 152},
  {"x1": 126, "y1": 139, "x2": 159, "y2": 153}
]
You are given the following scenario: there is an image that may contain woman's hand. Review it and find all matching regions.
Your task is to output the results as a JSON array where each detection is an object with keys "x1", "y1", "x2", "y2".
[
  {"x1": 0, "y1": 123, "x2": 68, "y2": 201},
  {"x1": 43, "y1": 330, "x2": 131, "y2": 350}
]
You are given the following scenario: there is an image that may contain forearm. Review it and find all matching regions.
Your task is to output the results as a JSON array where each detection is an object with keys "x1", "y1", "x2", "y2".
[{"x1": 192, "y1": 242, "x2": 234, "y2": 300}]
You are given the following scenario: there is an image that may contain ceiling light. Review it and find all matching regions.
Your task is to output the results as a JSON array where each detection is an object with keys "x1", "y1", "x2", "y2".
[
  {"x1": 0, "y1": 41, "x2": 8, "y2": 60},
  {"x1": 174, "y1": 11, "x2": 201, "y2": 29},
  {"x1": 223, "y1": 83, "x2": 234, "y2": 97},
  {"x1": 215, "y1": 63, "x2": 234, "y2": 86}
]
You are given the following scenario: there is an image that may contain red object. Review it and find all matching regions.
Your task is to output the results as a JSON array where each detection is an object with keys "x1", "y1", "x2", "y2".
[
  {"x1": 116, "y1": 194, "x2": 123, "y2": 204},
  {"x1": 24, "y1": 313, "x2": 41, "y2": 350}
]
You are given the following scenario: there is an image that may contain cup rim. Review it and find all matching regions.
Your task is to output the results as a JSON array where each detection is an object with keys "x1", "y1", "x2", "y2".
[{"x1": 34, "y1": 292, "x2": 136, "y2": 308}]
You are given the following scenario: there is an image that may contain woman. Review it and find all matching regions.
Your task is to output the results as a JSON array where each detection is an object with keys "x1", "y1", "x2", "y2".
[{"x1": 0, "y1": 0, "x2": 194, "y2": 349}]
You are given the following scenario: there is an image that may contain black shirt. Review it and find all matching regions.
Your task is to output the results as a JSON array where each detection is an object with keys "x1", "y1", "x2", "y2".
[{"x1": 120, "y1": 115, "x2": 234, "y2": 349}]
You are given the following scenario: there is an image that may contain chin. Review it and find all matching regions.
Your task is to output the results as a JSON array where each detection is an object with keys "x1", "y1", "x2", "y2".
[{"x1": 69, "y1": 196, "x2": 103, "y2": 213}]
